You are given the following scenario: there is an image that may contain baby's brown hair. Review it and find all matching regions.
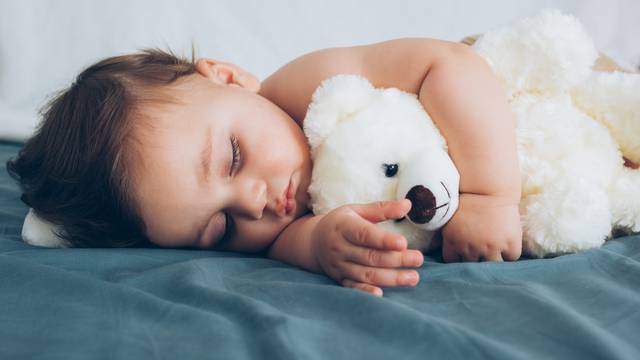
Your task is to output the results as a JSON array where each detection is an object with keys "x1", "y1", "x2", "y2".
[{"x1": 6, "y1": 48, "x2": 197, "y2": 247}]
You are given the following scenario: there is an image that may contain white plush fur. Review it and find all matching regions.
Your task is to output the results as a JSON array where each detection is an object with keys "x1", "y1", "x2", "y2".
[{"x1": 305, "y1": 9, "x2": 639, "y2": 257}]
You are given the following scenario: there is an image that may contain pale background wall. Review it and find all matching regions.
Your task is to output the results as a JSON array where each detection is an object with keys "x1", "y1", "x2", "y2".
[{"x1": 1, "y1": 0, "x2": 638, "y2": 140}]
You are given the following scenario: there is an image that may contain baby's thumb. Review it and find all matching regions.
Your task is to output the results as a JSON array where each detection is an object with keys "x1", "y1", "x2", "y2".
[{"x1": 350, "y1": 199, "x2": 412, "y2": 224}]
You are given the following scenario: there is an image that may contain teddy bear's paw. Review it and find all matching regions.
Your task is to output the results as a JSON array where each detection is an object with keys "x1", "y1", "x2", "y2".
[
  {"x1": 609, "y1": 168, "x2": 640, "y2": 233},
  {"x1": 572, "y1": 71, "x2": 640, "y2": 164},
  {"x1": 521, "y1": 180, "x2": 610, "y2": 257},
  {"x1": 473, "y1": 9, "x2": 597, "y2": 99}
]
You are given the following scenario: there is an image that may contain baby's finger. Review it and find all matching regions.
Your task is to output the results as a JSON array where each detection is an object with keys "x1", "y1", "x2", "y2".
[
  {"x1": 342, "y1": 279, "x2": 384, "y2": 297},
  {"x1": 481, "y1": 251, "x2": 504, "y2": 262},
  {"x1": 341, "y1": 262, "x2": 420, "y2": 287},
  {"x1": 442, "y1": 242, "x2": 463, "y2": 263},
  {"x1": 344, "y1": 220, "x2": 407, "y2": 251},
  {"x1": 502, "y1": 241, "x2": 522, "y2": 261},
  {"x1": 345, "y1": 246, "x2": 424, "y2": 268},
  {"x1": 349, "y1": 199, "x2": 412, "y2": 224},
  {"x1": 461, "y1": 246, "x2": 481, "y2": 262}
]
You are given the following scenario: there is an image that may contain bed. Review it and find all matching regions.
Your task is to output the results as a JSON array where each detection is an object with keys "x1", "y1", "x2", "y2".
[
  {"x1": 3, "y1": 1, "x2": 640, "y2": 358},
  {"x1": 2, "y1": 139, "x2": 639, "y2": 359}
]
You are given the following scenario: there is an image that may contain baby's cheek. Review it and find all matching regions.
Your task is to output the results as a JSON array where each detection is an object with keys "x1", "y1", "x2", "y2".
[{"x1": 228, "y1": 218, "x2": 289, "y2": 253}]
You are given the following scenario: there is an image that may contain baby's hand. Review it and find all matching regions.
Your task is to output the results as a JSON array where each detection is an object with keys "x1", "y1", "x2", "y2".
[
  {"x1": 311, "y1": 199, "x2": 424, "y2": 297},
  {"x1": 442, "y1": 193, "x2": 522, "y2": 262}
]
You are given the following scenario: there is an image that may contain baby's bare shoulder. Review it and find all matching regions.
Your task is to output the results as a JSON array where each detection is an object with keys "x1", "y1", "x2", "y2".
[
  {"x1": 259, "y1": 45, "x2": 366, "y2": 125},
  {"x1": 259, "y1": 38, "x2": 461, "y2": 125}
]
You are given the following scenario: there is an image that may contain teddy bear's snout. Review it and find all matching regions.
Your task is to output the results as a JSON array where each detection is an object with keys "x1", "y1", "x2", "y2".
[
  {"x1": 394, "y1": 148, "x2": 459, "y2": 231},
  {"x1": 405, "y1": 185, "x2": 437, "y2": 224}
]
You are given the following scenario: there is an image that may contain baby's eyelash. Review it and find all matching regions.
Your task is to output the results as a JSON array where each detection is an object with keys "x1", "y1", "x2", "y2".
[
  {"x1": 219, "y1": 136, "x2": 240, "y2": 244},
  {"x1": 219, "y1": 212, "x2": 234, "y2": 247},
  {"x1": 230, "y1": 135, "x2": 241, "y2": 175}
]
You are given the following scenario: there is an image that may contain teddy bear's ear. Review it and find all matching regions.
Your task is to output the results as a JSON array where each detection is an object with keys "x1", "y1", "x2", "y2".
[{"x1": 303, "y1": 74, "x2": 375, "y2": 149}]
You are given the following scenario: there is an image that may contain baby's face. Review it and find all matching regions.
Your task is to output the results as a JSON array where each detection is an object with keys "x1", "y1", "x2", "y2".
[{"x1": 133, "y1": 74, "x2": 311, "y2": 252}]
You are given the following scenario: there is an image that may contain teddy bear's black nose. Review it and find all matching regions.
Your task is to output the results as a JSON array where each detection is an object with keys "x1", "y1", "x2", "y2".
[{"x1": 405, "y1": 185, "x2": 436, "y2": 224}]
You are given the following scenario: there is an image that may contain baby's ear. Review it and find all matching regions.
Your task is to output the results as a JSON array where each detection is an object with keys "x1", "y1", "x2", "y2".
[
  {"x1": 303, "y1": 74, "x2": 374, "y2": 149},
  {"x1": 195, "y1": 58, "x2": 260, "y2": 92}
]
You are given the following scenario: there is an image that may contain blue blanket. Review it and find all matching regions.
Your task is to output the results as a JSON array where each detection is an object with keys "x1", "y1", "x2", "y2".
[{"x1": 1, "y1": 140, "x2": 639, "y2": 360}]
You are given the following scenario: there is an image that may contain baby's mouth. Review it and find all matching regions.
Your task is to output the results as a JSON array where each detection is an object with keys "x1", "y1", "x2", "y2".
[
  {"x1": 285, "y1": 178, "x2": 296, "y2": 215},
  {"x1": 276, "y1": 175, "x2": 297, "y2": 217}
]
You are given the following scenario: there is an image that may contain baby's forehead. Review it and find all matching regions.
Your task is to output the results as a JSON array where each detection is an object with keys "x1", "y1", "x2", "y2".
[
  {"x1": 135, "y1": 84, "x2": 229, "y2": 133},
  {"x1": 137, "y1": 76, "x2": 263, "y2": 135},
  {"x1": 137, "y1": 81, "x2": 211, "y2": 117}
]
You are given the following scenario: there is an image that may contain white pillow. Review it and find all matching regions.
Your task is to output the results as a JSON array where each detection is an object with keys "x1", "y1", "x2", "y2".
[{"x1": 22, "y1": 209, "x2": 68, "y2": 248}]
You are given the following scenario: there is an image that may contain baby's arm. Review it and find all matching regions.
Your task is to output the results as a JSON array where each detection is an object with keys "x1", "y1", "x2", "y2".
[
  {"x1": 266, "y1": 200, "x2": 423, "y2": 297},
  {"x1": 412, "y1": 42, "x2": 522, "y2": 262},
  {"x1": 262, "y1": 38, "x2": 522, "y2": 262},
  {"x1": 354, "y1": 39, "x2": 522, "y2": 262}
]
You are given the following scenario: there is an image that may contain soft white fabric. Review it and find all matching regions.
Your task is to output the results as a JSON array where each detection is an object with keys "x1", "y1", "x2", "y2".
[
  {"x1": 22, "y1": 209, "x2": 68, "y2": 248},
  {"x1": 1, "y1": 0, "x2": 639, "y2": 140}
]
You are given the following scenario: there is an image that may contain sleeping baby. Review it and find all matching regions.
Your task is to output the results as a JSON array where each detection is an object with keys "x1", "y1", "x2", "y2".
[{"x1": 7, "y1": 38, "x2": 523, "y2": 297}]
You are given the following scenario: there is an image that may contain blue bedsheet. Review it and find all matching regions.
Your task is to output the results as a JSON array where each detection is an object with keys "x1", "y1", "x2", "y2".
[{"x1": 1, "y1": 140, "x2": 639, "y2": 360}]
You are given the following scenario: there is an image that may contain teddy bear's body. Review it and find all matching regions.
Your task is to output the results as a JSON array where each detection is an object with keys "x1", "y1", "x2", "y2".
[{"x1": 304, "y1": 10, "x2": 640, "y2": 257}]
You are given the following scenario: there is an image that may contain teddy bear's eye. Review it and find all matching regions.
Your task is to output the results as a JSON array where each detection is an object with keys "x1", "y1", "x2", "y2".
[{"x1": 383, "y1": 163, "x2": 398, "y2": 177}]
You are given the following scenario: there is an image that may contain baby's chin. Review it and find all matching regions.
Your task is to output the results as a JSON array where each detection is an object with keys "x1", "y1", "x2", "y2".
[
  {"x1": 291, "y1": 187, "x2": 311, "y2": 220},
  {"x1": 294, "y1": 166, "x2": 313, "y2": 219},
  {"x1": 296, "y1": 202, "x2": 312, "y2": 220}
]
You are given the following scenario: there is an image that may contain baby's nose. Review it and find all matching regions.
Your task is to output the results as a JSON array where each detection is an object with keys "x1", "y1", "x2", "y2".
[{"x1": 237, "y1": 180, "x2": 267, "y2": 220}]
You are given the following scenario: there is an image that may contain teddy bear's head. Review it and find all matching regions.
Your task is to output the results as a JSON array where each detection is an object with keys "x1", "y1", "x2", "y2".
[{"x1": 303, "y1": 75, "x2": 460, "y2": 251}]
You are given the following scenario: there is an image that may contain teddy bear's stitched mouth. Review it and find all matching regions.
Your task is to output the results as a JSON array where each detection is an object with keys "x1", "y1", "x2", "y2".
[
  {"x1": 426, "y1": 202, "x2": 451, "y2": 221},
  {"x1": 396, "y1": 201, "x2": 449, "y2": 224},
  {"x1": 441, "y1": 181, "x2": 451, "y2": 199},
  {"x1": 439, "y1": 181, "x2": 452, "y2": 221},
  {"x1": 438, "y1": 202, "x2": 450, "y2": 221}
]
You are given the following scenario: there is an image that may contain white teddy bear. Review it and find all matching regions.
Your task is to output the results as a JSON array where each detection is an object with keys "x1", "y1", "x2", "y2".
[
  {"x1": 304, "y1": 74, "x2": 461, "y2": 252},
  {"x1": 304, "y1": 9, "x2": 640, "y2": 258}
]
